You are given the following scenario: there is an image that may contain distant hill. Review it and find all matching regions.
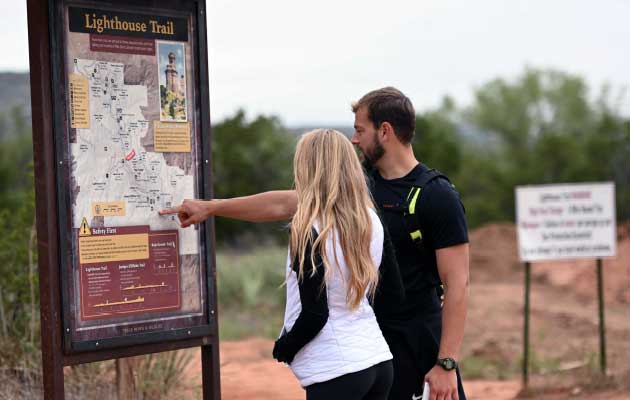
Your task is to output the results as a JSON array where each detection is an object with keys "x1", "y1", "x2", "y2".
[{"x1": 0, "y1": 72, "x2": 31, "y2": 140}]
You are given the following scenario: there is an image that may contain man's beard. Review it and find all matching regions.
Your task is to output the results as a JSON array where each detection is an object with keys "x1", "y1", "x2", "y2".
[{"x1": 364, "y1": 135, "x2": 385, "y2": 164}]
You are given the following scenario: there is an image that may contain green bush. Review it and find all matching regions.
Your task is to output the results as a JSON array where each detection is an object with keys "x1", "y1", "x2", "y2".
[{"x1": 216, "y1": 245, "x2": 288, "y2": 339}]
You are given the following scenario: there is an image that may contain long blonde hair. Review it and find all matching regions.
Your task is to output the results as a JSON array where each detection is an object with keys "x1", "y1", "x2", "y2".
[{"x1": 290, "y1": 129, "x2": 379, "y2": 310}]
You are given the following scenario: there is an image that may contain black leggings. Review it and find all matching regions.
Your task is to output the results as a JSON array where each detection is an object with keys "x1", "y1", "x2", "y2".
[{"x1": 305, "y1": 360, "x2": 394, "y2": 400}]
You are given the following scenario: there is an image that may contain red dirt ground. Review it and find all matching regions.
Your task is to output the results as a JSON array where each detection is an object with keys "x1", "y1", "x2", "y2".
[
  {"x1": 185, "y1": 223, "x2": 630, "y2": 399},
  {"x1": 185, "y1": 339, "x2": 628, "y2": 399}
]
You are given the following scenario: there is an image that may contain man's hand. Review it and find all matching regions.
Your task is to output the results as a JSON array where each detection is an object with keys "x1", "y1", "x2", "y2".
[
  {"x1": 159, "y1": 199, "x2": 211, "y2": 228},
  {"x1": 424, "y1": 365, "x2": 458, "y2": 400}
]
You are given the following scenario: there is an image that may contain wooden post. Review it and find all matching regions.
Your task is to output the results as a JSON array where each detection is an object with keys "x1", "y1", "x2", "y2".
[
  {"x1": 596, "y1": 258, "x2": 607, "y2": 374},
  {"x1": 202, "y1": 344, "x2": 221, "y2": 400},
  {"x1": 116, "y1": 358, "x2": 136, "y2": 400},
  {"x1": 27, "y1": 0, "x2": 65, "y2": 398},
  {"x1": 522, "y1": 261, "x2": 531, "y2": 387}
]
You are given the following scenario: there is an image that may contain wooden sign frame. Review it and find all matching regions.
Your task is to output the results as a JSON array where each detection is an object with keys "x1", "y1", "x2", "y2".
[{"x1": 27, "y1": 0, "x2": 220, "y2": 398}]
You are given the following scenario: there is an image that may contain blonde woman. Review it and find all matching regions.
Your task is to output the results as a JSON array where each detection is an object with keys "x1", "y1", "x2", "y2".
[{"x1": 271, "y1": 129, "x2": 403, "y2": 399}]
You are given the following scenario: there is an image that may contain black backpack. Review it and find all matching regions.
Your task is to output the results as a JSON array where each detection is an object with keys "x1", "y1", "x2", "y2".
[
  {"x1": 383, "y1": 168, "x2": 451, "y2": 250},
  {"x1": 381, "y1": 168, "x2": 452, "y2": 301}
]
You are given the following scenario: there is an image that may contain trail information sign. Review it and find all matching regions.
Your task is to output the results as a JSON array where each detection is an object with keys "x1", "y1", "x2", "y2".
[
  {"x1": 516, "y1": 182, "x2": 616, "y2": 262},
  {"x1": 516, "y1": 182, "x2": 616, "y2": 383},
  {"x1": 62, "y1": 0, "x2": 211, "y2": 350},
  {"x1": 27, "y1": 0, "x2": 219, "y2": 398}
]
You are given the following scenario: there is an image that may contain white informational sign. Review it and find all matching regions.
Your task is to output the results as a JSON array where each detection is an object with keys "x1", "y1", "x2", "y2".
[{"x1": 516, "y1": 182, "x2": 616, "y2": 262}]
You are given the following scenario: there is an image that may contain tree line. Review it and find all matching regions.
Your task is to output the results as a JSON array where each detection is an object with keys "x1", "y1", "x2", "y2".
[{"x1": 416, "y1": 68, "x2": 630, "y2": 227}]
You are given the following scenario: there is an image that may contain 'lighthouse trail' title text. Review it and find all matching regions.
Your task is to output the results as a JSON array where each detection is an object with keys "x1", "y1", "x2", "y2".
[{"x1": 69, "y1": 7, "x2": 188, "y2": 41}]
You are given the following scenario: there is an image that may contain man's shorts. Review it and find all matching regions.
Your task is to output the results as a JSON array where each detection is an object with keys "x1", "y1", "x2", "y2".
[{"x1": 381, "y1": 309, "x2": 467, "y2": 400}]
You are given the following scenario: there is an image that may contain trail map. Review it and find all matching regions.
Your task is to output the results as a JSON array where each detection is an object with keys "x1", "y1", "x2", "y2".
[{"x1": 70, "y1": 59, "x2": 197, "y2": 255}]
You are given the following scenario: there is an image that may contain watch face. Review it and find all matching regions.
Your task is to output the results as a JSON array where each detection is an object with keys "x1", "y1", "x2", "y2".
[{"x1": 438, "y1": 358, "x2": 456, "y2": 370}]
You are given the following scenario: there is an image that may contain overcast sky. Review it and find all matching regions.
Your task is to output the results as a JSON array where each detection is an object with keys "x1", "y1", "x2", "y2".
[{"x1": 4, "y1": 0, "x2": 630, "y2": 125}]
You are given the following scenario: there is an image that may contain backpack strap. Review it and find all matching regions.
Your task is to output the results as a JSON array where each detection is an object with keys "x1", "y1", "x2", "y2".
[
  {"x1": 405, "y1": 169, "x2": 451, "y2": 299},
  {"x1": 405, "y1": 169, "x2": 449, "y2": 245}
]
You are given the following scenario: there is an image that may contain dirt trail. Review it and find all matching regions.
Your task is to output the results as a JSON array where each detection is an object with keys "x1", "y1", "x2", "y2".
[
  {"x1": 183, "y1": 223, "x2": 630, "y2": 399},
  {"x1": 185, "y1": 339, "x2": 627, "y2": 399},
  {"x1": 214, "y1": 340, "x2": 524, "y2": 399},
  {"x1": 186, "y1": 339, "x2": 523, "y2": 400}
]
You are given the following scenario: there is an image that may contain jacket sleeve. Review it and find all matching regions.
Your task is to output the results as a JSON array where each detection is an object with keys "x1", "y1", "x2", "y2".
[
  {"x1": 371, "y1": 224, "x2": 405, "y2": 318},
  {"x1": 273, "y1": 239, "x2": 329, "y2": 364}
]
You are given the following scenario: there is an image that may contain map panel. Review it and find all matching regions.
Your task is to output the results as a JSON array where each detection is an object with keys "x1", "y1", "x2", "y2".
[{"x1": 62, "y1": 6, "x2": 207, "y2": 343}]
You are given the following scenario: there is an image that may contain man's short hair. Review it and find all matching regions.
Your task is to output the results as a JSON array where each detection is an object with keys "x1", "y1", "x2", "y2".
[{"x1": 352, "y1": 87, "x2": 416, "y2": 144}]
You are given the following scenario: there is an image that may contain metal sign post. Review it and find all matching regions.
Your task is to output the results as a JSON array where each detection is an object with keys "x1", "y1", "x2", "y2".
[
  {"x1": 597, "y1": 258, "x2": 607, "y2": 374},
  {"x1": 27, "y1": 0, "x2": 220, "y2": 398},
  {"x1": 522, "y1": 261, "x2": 531, "y2": 386}
]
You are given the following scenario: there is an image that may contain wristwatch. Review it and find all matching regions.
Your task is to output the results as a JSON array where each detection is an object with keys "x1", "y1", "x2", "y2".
[{"x1": 436, "y1": 357, "x2": 458, "y2": 371}]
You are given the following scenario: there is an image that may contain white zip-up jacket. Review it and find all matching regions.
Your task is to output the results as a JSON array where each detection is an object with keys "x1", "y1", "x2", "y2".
[{"x1": 277, "y1": 208, "x2": 394, "y2": 387}]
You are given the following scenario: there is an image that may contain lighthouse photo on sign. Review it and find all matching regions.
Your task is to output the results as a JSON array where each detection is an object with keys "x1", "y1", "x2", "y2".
[{"x1": 157, "y1": 41, "x2": 188, "y2": 122}]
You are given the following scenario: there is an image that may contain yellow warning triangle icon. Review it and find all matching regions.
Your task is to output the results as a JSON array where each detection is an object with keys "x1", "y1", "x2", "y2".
[{"x1": 79, "y1": 217, "x2": 91, "y2": 236}]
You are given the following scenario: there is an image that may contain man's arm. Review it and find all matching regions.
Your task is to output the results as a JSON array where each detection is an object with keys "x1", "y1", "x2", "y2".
[
  {"x1": 159, "y1": 190, "x2": 297, "y2": 227},
  {"x1": 436, "y1": 243, "x2": 469, "y2": 361},
  {"x1": 424, "y1": 242, "x2": 470, "y2": 400}
]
